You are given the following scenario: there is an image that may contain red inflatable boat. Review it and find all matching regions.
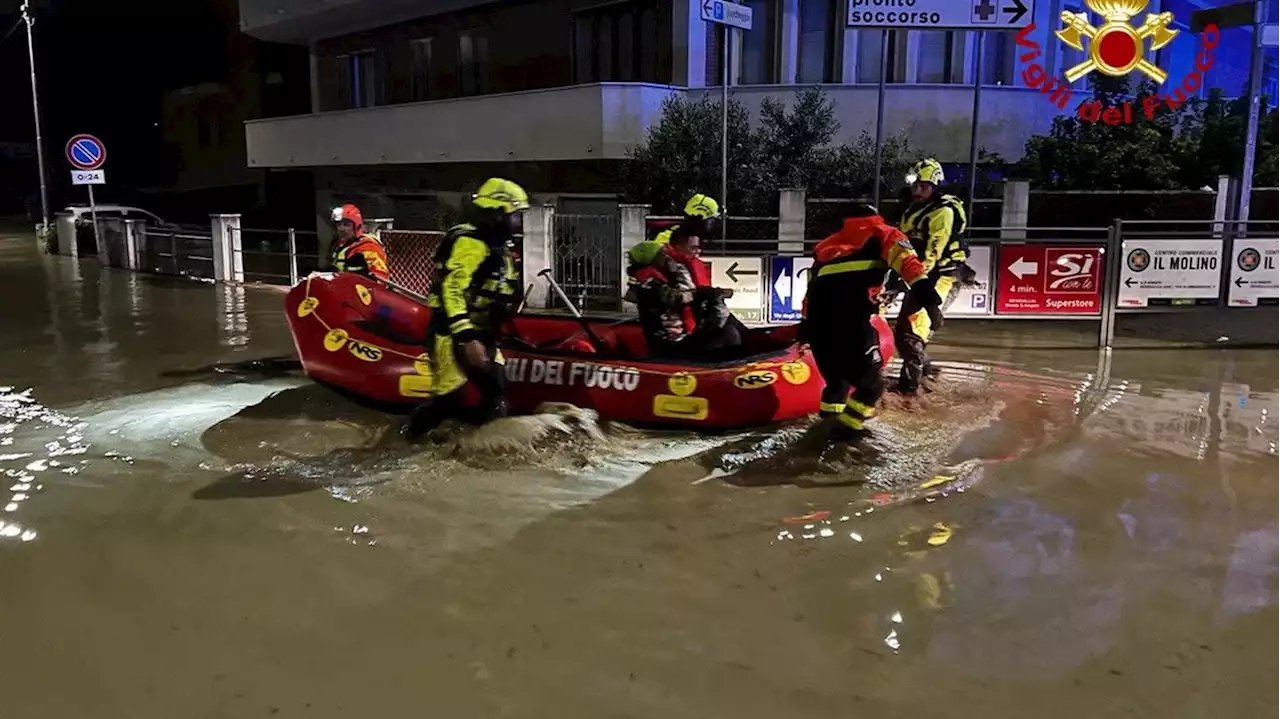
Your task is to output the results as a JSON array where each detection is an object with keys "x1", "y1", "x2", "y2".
[{"x1": 285, "y1": 272, "x2": 895, "y2": 429}]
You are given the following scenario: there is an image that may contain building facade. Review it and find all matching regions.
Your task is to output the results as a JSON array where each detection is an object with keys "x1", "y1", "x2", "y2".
[{"x1": 239, "y1": 0, "x2": 1271, "y2": 228}]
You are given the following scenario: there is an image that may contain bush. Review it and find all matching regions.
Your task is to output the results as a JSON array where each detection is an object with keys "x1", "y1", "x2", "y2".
[{"x1": 624, "y1": 88, "x2": 921, "y2": 214}]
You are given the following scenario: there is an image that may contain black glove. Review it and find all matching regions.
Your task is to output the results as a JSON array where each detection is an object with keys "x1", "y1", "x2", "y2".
[
  {"x1": 909, "y1": 277, "x2": 945, "y2": 330},
  {"x1": 909, "y1": 277, "x2": 943, "y2": 308}
]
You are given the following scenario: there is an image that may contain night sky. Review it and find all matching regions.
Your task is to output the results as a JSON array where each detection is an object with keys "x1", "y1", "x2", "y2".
[{"x1": 0, "y1": 0, "x2": 230, "y2": 204}]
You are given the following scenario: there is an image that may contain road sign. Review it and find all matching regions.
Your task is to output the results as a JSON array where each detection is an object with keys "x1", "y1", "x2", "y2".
[
  {"x1": 71, "y1": 169, "x2": 105, "y2": 185},
  {"x1": 701, "y1": 0, "x2": 753, "y2": 30},
  {"x1": 1227, "y1": 239, "x2": 1279, "y2": 307},
  {"x1": 996, "y1": 244, "x2": 1104, "y2": 314},
  {"x1": 769, "y1": 256, "x2": 812, "y2": 323},
  {"x1": 1118, "y1": 240, "x2": 1223, "y2": 307},
  {"x1": 882, "y1": 246, "x2": 994, "y2": 317},
  {"x1": 66, "y1": 134, "x2": 106, "y2": 171},
  {"x1": 847, "y1": 0, "x2": 1032, "y2": 29},
  {"x1": 704, "y1": 255, "x2": 764, "y2": 323}
]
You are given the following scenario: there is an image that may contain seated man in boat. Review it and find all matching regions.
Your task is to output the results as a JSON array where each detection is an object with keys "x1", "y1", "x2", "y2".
[
  {"x1": 625, "y1": 192, "x2": 721, "y2": 290},
  {"x1": 627, "y1": 234, "x2": 744, "y2": 360},
  {"x1": 327, "y1": 203, "x2": 390, "y2": 280},
  {"x1": 403, "y1": 178, "x2": 529, "y2": 441},
  {"x1": 797, "y1": 204, "x2": 942, "y2": 442}
]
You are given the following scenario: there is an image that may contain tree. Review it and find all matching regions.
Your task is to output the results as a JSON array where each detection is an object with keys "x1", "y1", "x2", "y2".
[
  {"x1": 1015, "y1": 76, "x2": 1192, "y2": 190},
  {"x1": 1014, "y1": 76, "x2": 1277, "y2": 190},
  {"x1": 622, "y1": 94, "x2": 770, "y2": 215},
  {"x1": 624, "y1": 88, "x2": 921, "y2": 213}
]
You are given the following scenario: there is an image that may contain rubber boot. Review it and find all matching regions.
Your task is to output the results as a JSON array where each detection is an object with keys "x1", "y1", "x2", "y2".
[
  {"x1": 897, "y1": 333, "x2": 927, "y2": 394},
  {"x1": 403, "y1": 396, "x2": 454, "y2": 442}
]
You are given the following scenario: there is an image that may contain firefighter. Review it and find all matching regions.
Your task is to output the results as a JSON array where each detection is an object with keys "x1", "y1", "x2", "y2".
[
  {"x1": 625, "y1": 193, "x2": 720, "y2": 282},
  {"x1": 403, "y1": 178, "x2": 528, "y2": 440},
  {"x1": 797, "y1": 204, "x2": 942, "y2": 442},
  {"x1": 328, "y1": 203, "x2": 390, "y2": 280},
  {"x1": 895, "y1": 158, "x2": 971, "y2": 393}
]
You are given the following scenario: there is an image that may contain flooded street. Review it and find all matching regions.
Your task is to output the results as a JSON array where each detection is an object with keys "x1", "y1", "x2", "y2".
[{"x1": 2, "y1": 227, "x2": 1276, "y2": 718}]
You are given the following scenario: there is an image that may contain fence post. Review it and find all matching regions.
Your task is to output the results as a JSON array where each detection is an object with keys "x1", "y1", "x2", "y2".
[
  {"x1": 521, "y1": 205, "x2": 554, "y2": 310},
  {"x1": 123, "y1": 219, "x2": 143, "y2": 272},
  {"x1": 778, "y1": 188, "x2": 806, "y2": 254},
  {"x1": 1098, "y1": 218, "x2": 1123, "y2": 349},
  {"x1": 55, "y1": 212, "x2": 77, "y2": 257},
  {"x1": 287, "y1": 228, "x2": 299, "y2": 286},
  {"x1": 210, "y1": 214, "x2": 243, "y2": 283},
  {"x1": 1000, "y1": 180, "x2": 1029, "y2": 239},
  {"x1": 1212, "y1": 174, "x2": 1231, "y2": 238},
  {"x1": 619, "y1": 204, "x2": 650, "y2": 313}
]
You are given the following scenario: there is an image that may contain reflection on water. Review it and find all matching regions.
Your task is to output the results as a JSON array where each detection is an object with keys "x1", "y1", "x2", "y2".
[
  {"x1": 0, "y1": 386, "x2": 90, "y2": 543},
  {"x1": 217, "y1": 283, "x2": 250, "y2": 348}
]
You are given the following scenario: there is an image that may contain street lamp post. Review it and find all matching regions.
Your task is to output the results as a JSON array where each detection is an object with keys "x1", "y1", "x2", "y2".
[{"x1": 21, "y1": 1, "x2": 51, "y2": 238}]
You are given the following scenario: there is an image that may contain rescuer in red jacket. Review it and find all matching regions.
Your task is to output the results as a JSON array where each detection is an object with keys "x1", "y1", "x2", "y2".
[
  {"x1": 797, "y1": 204, "x2": 942, "y2": 441},
  {"x1": 328, "y1": 203, "x2": 390, "y2": 280}
]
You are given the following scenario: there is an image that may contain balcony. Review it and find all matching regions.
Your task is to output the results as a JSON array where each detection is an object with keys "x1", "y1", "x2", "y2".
[
  {"x1": 245, "y1": 83, "x2": 679, "y2": 168},
  {"x1": 239, "y1": 0, "x2": 489, "y2": 44}
]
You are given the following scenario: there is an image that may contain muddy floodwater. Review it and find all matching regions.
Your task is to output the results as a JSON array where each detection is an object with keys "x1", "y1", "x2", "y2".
[{"x1": 1, "y1": 228, "x2": 1277, "y2": 718}]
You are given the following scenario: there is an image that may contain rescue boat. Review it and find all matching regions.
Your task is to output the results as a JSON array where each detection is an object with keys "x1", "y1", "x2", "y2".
[{"x1": 285, "y1": 272, "x2": 895, "y2": 429}]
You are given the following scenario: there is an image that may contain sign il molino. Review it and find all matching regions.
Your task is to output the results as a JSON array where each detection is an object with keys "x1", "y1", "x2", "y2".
[{"x1": 1016, "y1": 0, "x2": 1220, "y2": 124}]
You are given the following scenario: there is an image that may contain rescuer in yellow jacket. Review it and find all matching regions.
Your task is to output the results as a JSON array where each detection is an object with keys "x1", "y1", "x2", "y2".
[
  {"x1": 625, "y1": 193, "x2": 721, "y2": 276},
  {"x1": 895, "y1": 158, "x2": 972, "y2": 394},
  {"x1": 404, "y1": 178, "x2": 528, "y2": 440}
]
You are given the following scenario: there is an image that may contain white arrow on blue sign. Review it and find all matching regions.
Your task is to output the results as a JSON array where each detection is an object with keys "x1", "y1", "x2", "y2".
[
  {"x1": 701, "y1": 0, "x2": 753, "y2": 30},
  {"x1": 769, "y1": 256, "x2": 813, "y2": 323}
]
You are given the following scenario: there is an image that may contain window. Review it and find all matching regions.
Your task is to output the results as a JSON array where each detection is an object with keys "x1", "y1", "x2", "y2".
[
  {"x1": 410, "y1": 37, "x2": 434, "y2": 101},
  {"x1": 573, "y1": 0, "x2": 662, "y2": 83},
  {"x1": 856, "y1": 30, "x2": 904, "y2": 83},
  {"x1": 458, "y1": 29, "x2": 490, "y2": 96},
  {"x1": 739, "y1": 0, "x2": 777, "y2": 84},
  {"x1": 797, "y1": 0, "x2": 837, "y2": 83},
  {"x1": 980, "y1": 32, "x2": 1014, "y2": 85},
  {"x1": 337, "y1": 50, "x2": 380, "y2": 108},
  {"x1": 917, "y1": 31, "x2": 965, "y2": 83}
]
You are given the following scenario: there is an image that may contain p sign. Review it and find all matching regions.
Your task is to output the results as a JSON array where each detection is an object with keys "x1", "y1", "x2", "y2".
[{"x1": 66, "y1": 134, "x2": 107, "y2": 171}]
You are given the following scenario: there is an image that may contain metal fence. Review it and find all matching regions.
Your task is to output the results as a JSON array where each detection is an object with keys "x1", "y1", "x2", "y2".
[
  {"x1": 236, "y1": 227, "x2": 323, "y2": 285},
  {"x1": 553, "y1": 213, "x2": 620, "y2": 311},
  {"x1": 382, "y1": 229, "x2": 445, "y2": 296},
  {"x1": 141, "y1": 225, "x2": 216, "y2": 279}
]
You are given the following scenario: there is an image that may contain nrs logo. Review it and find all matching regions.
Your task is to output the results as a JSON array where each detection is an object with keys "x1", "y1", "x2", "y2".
[{"x1": 1047, "y1": 250, "x2": 1100, "y2": 292}]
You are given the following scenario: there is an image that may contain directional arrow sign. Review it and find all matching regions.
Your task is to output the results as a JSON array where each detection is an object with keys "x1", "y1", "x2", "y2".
[
  {"x1": 1235, "y1": 277, "x2": 1248, "y2": 287},
  {"x1": 774, "y1": 268, "x2": 791, "y2": 301},
  {"x1": 1124, "y1": 277, "x2": 1136, "y2": 287},
  {"x1": 848, "y1": 0, "x2": 1037, "y2": 29},
  {"x1": 1008, "y1": 257, "x2": 1038, "y2": 280},
  {"x1": 1003, "y1": 0, "x2": 1028, "y2": 24},
  {"x1": 725, "y1": 261, "x2": 759, "y2": 284}
]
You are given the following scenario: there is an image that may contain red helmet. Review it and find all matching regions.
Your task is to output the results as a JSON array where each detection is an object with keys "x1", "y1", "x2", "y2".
[{"x1": 331, "y1": 204, "x2": 364, "y2": 232}]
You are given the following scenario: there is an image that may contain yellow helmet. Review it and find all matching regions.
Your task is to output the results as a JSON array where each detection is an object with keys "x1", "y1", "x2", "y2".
[
  {"x1": 906, "y1": 159, "x2": 945, "y2": 186},
  {"x1": 682, "y1": 193, "x2": 721, "y2": 219},
  {"x1": 471, "y1": 177, "x2": 530, "y2": 214}
]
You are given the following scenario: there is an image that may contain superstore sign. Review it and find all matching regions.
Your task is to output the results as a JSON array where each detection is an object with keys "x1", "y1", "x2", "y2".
[{"x1": 848, "y1": 0, "x2": 942, "y2": 26}]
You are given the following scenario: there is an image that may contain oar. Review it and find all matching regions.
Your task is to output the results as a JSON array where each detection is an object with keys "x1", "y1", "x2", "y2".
[{"x1": 537, "y1": 269, "x2": 606, "y2": 352}]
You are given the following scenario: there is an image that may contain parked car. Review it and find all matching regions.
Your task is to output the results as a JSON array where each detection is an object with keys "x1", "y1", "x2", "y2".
[{"x1": 65, "y1": 204, "x2": 168, "y2": 228}]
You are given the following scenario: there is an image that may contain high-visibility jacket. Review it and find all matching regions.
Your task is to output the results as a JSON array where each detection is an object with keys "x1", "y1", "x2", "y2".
[
  {"x1": 425, "y1": 223, "x2": 520, "y2": 342},
  {"x1": 899, "y1": 194, "x2": 968, "y2": 277},
  {"x1": 800, "y1": 215, "x2": 927, "y2": 337},
  {"x1": 330, "y1": 233, "x2": 390, "y2": 279}
]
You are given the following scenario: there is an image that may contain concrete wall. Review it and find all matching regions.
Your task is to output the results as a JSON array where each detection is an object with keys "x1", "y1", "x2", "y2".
[
  {"x1": 246, "y1": 83, "x2": 681, "y2": 167},
  {"x1": 239, "y1": 0, "x2": 489, "y2": 44}
]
